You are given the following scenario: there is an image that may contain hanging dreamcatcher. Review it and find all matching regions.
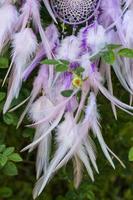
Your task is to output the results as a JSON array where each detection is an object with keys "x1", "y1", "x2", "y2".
[{"x1": 1, "y1": 0, "x2": 133, "y2": 198}]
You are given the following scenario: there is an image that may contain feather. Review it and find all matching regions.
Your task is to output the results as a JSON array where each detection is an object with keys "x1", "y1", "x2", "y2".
[
  {"x1": 18, "y1": 0, "x2": 40, "y2": 30},
  {"x1": 25, "y1": 89, "x2": 79, "y2": 127},
  {"x1": 112, "y1": 60, "x2": 133, "y2": 94},
  {"x1": 122, "y1": 10, "x2": 133, "y2": 46},
  {"x1": 33, "y1": 145, "x2": 67, "y2": 199},
  {"x1": 26, "y1": 96, "x2": 53, "y2": 179},
  {"x1": 97, "y1": 81, "x2": 133, "y2": 114},
  {"x1": 73, "y1": 156, "x2": 83, "y2": 189},
  {"x1": 36, "y1": 132, "x2": 52, "y2": 179},
  {"x1": 105, "y1": 64, "x2": 117, "y2": 119},
  {"x1": 18, "y1": 0, "x2": 53, "y2": 59},
  {"x1": 57, "y1": 36, "x2": 81, "y2": 61},
  {"x1": 84, "y1": 92, "x2": 114, "y2": 168},
  {"x1": 79, "y1": 25, "x2": 107, "y2": 54},
  {"x1": 84, "y1": 137, "x2": 99, "y2": 173},
  {"x1": 22, "y1": 47, "x2": 46, "y2": 81},
  {"x1": 21, "y1": 108, "x2": 65, "y2": 152},
  {"x1": 3, "y1": 28, "x2": 38, "y2": 113},
  {"x1": 17, "y1": 65, "x2": 49, "y2": 128},
  {"x1": 22, "y1": 23, "x2": 59, "y2": 81},
  {"x1": 0, "y1": 0, "x2": 12, "y2": 6},
  {"x1": 77, "y1": 146, "x2": 94, "y2": 181},
  {"x1": 33, "y1": 113, "x2": 79, "y2": 198},
  {"x1": 88, "y1": 69, "x2": 133, "y2": 114},
  {"x1": 8, "y1": 96, "x2": 30, "y2": 112},
  {"x1": 0, "y1": 3, "x2": 18, "y2": 53}
]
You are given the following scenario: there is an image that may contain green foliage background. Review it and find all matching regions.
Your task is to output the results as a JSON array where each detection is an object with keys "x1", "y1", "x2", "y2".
[{"x1": 0, "y1": 8, "x2": 133, "y2": 200}]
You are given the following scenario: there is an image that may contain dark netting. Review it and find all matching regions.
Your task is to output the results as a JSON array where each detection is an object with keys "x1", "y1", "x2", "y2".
[{"x1": 50, "y1": 0, "x2": 100, "y2": 25}]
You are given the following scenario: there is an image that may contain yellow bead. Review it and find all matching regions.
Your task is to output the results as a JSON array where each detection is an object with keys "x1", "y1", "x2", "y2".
[{"x1": 72, "y1": 76, "x2": 83, "y2": 88}]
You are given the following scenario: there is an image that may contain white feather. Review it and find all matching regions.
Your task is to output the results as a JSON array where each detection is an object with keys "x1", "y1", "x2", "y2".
[
  {"x1": 22, "y1": 108, "x2": 65, "y2": 152},
  {"x1": 0, "y1": 3, "x2": 18, "y2": 53},
  {"x1": 85, "y1": 92, "x2": 115, "y2": 168},
  {"x1": 3, "y1": 28, "x2": 38, "y2": 113},
  {"x1": 17, "y1": 66, "x2": 49, "y2": 127},
  {"x1": 84, "y1": 137, "x2": 99, "y2": 173},
  {"x1": 0, "y1": 0, "x2": 12, "y2": 6},
  {"x1": 33, "y1": 113, "x2": 78, "y2": 198},
  {"x1": 80, "y1": 53, "x2": 92, "y2": 79},
  {"x1": 122, "y1": 10, "x2": 133, "y2": 46},
  {"x1": 79, "y1": 25, "x2": 107, "y2": 54},
  {"x1": 57, "y1": 36, "x2": 81, "y2": 61},
  {"x1": 77, "y1": 146, "x2": 94, "y2": 181},
  {"x1": 28, "y1": 96, "x2": 53, "y2": 178},
  {"x1": 87, "y1": 25, "x2": 107, "y2": 53},
  {"x1": 35, "y1": 126, "x2": 52, "y2": 179},
  {"x1": 105, "y1": 64, "x2": 117, "y2": 119}
]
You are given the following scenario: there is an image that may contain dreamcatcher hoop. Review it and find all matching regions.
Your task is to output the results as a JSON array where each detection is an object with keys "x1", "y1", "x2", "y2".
[{"x1": 50, "y1": 0, "x2": 101, "y2": 25}]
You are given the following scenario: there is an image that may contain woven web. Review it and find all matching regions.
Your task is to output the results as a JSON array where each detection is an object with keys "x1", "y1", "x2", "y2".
[{"x1": 50, "y1": 0, "x2": 100, "y2": 25}]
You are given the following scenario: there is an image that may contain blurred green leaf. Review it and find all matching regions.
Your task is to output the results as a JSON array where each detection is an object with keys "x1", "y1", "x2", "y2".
[
  {"x1": 0, "y1": 187, "x2": 13, "y2": 198},
  {"x1": 56, "y1": 196, "x2": 65, "y2": 200},
  {"x1": 128, "y1": 147, "x2": 133, "y2": 161},
  {"x1": 0, "y1": 92, "x2": 6, "y2": 102},
  {"x1": 0, "y1": 154, "x2": 8, "y2": 167},
  {"x1": 74, "y1": 67, "x2": 85, "y2": 75},
  {"x1": 3, "y1": 162, "x2": 18, "y2": 176},
  {"x1": 102, "y1": 50, "x2": 115, "y2": 65},
  {"x1": 107, "y1": 44, "x2": 122, "y2": 50},
  {"x1": 22, "y1": 128, "x2": 34, "y2": 140},
  {"x1": 0, "y1": 57, "x2": 9, "y2": 68},
  {"x1": 0, "y1": 144, "x2": 6, "y2": 153},
  {"x1": 118, "y1": 48, "x2": 133, "y2": 58},
  {"x1": 3, "y1": 113, "x2": 18, "y2": 126},
  {"x1": 55, "y1": 64, "x2": 68, "y2": 72},
  {"x1": 3, "y1": 147, "x2": 15, "y2": 156},
  {"x1": 61, "y1": 89, "x2": 73, "y2": 97},
  {"x1": 86, "y1": 191, "x2": 95, "y2": 200},
  {"x1": 41, "y1": 59, "x2": 59, "y2": 65},
  {"x1": 60, "y1": 60, "x2": 69, "y2": 65},
  {"x1": 9, "y1": 153, "x2": 23, "y2": 162}
]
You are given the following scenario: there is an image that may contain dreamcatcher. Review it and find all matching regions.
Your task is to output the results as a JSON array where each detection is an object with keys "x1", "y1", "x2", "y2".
[{"x1": 1, "y1": 0, "x2": 133, "y2": 198}]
